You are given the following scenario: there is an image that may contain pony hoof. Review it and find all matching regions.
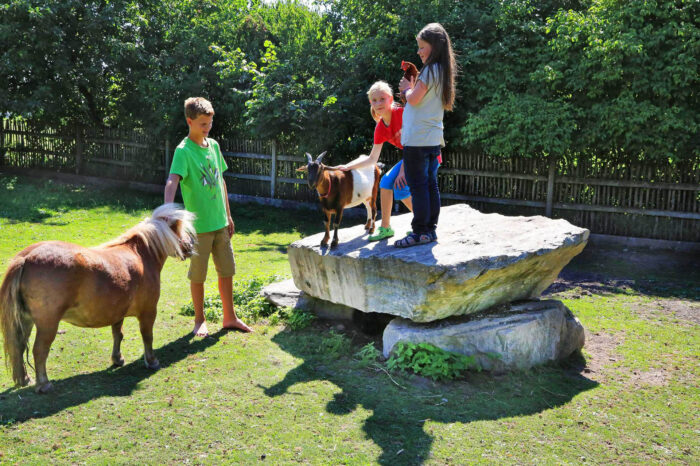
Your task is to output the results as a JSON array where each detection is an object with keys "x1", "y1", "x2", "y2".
[
  {"x1": 320, "y1": 242, "x2": 328, "y2": 248},
  {"x1": 112, "y1": 356, "x2": 125, "y2": 367},
  {"x1": 35, "y1": 382, "x2": 54, "y2": 394},
  {"x1": 330, "y1": 241, "x2": 338, "y2": 249},
  {"x1": 145, "y1": 359, "x2": 160, "y2": 370},
  {"x1": 19, "y1": 375, "x2": 31, "y2": 387}
]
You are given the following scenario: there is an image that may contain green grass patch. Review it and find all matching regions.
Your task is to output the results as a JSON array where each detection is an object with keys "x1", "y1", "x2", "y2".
[{"x1": 1, "y1": 173, "x2": 698, "y2": 464}]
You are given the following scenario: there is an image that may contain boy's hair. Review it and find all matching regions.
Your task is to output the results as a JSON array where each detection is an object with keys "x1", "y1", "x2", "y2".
[
  {"x1": 367, "y1": 81, "x2": 398, "y2": 121},
  {"x1": 417, "y1": 23, "x2": 457, "y2": 111},
  {"x1": 184, "y1": 97, "x2": 215, "y2": 120}
]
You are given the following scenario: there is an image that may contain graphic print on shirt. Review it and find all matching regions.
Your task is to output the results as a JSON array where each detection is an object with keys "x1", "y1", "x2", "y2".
[{"x1": 199, "y1": 158, "x2": 220, "y2": 200}]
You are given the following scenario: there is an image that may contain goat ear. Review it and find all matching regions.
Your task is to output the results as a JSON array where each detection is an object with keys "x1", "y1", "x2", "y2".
[
  {"x1": 296, "y1": 165, "x2": 308, "y2": 172},
  {"x1": 315, "y1": 151, "x2": 327, "y2": 164},
  {"x1": 305, "y1": 152, "x2": 313, "y2": 164}
]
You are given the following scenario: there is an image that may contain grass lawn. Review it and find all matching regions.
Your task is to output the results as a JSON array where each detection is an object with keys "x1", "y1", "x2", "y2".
[{"x1": 0, "y1": 173, "x2": 698, "y2": 464}]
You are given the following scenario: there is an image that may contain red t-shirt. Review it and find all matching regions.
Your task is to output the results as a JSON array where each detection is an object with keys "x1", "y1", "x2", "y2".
[
  {"x1": 373, "y1": 105, "x2": 442, "y2": 163},
  {"x1": 374, "y1": 106, "x2": 404, "y2": 149}
]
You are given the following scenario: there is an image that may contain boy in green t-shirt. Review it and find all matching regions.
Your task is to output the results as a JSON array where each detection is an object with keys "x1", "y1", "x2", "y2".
[{"x1": 164, "y1": 97, "x2": 251, "y2": 336}]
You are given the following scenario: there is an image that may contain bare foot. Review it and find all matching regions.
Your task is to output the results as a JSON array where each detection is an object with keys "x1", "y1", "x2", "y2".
[
  {"x1": 193, "y1": 320, "x2": 209, "y2": 337},
  {"x1": 223, "y1": 317, "x2": 253, "y2": 333}
]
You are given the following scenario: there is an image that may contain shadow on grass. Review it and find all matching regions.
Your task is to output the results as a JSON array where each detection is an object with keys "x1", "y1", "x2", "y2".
[
  {"x1": 0, "y1": 173, "x2": 320, "y2": 238},
  {"x1": 262, "y1": 330, "x2": 598, "y2": 465},
  {"x1": 0, "y1": 175, "x2": 160, "y2": 224},
  {"x1": 0, "y1": 329, "x2": 229, "y2": 424},
  {"x1": 546, "y1": 243, "x2": 700, "y2": 301}
]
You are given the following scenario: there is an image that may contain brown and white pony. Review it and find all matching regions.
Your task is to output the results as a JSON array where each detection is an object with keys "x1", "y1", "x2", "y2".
[{"x1": 0, "y1": 204, "x2": 196, "y2": 393}]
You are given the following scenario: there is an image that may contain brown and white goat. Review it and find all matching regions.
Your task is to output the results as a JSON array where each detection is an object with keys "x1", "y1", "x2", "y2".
[{"x1": 297, "y1": 151, "x2": 381, "y2": 249}]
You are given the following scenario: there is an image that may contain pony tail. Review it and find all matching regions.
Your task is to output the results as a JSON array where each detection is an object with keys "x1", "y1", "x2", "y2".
[{"x1": 0, "y1": 258, "x2": 33, "y2": 386}]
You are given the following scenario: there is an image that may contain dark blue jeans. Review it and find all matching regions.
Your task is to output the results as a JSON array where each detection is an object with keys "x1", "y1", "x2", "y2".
[{"x1": 403, "y1": 145, "x2": 441, "y2": 235}]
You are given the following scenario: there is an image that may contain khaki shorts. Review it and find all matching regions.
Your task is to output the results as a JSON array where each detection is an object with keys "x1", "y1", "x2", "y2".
[{"x1": 188, "y1": 227, "x2": 236, "y2": 283}]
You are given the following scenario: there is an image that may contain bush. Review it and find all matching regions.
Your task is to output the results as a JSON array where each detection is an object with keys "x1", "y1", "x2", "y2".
[
  {"x1": 276, "y1": 307, "x2": 316, "y2": 330},
  {"x1": 317, "y1": 330, "x2": 351, "y2": 359},
  {"x1": 178, "y1": 275, "x2": 280, "y2": 323},
  {"x1": 386, "y1": 342, "x2": 481, "y2": 381},
  {"x1": 354, "y1": 343, "x2": 381, "y2": 368}
]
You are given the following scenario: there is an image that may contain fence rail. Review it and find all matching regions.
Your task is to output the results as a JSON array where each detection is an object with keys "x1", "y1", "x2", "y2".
[{"x1": 1, "y1": 119, "x2": 698, "y2": 242}]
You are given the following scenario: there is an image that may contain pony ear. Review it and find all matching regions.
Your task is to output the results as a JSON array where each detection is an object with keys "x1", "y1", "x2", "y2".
[
  {"x1": 315, "y1": 151, "x2": 327, "y2": 164},
  {"x1": 305, "y1": 152, "x2": 313, "y2": 164},
  {"x1": 296, "y1": 166, "x2": 308, "y2": 172}
]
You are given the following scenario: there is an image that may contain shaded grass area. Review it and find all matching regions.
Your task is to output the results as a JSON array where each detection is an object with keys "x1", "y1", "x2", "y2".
[{"x1": 1, "y1": 173, "x2": 698, "y2": 463}]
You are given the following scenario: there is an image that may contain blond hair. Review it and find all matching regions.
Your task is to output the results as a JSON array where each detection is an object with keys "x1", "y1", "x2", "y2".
[
  {"x1": 366, "y1": 81, "x2": 396, "y2": 121},
  {"x1": 184, "y1": 97, "x2": 214, "y2": 120}
]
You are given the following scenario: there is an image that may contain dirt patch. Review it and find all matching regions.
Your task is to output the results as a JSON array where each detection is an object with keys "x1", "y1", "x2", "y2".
[
  {"x1": 545, "y1": 274, "x2": 699, "y2": 327},
  {"x1": 580, "y1": 330, "x2": 622, "y2": 383},
  {"x1": 579, "y1": 330, "x2": 670, "y2": 387},
  {"x1": 640, "y1": 299, "x2": 700, "y2": 326},
  {"x1": 628, "y1": 368, "x2": 669, "y2": 387}
]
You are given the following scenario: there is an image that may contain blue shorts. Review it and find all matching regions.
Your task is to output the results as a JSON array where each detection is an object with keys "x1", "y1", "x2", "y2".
[
  {"x1": 380, "y1": 159, "x2": 440, "y2": 201},
  {"x1": 380, "y1": 160, "x2": 411, "y2": 201}
]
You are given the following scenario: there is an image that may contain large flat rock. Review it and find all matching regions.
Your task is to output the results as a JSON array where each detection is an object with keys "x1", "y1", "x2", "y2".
[
  {"x1": 382, "y1": 300, "x2": 585, "y2": 370},
  {"x1": 288, "y1": 204, "x2": 588, "y2": 322}
]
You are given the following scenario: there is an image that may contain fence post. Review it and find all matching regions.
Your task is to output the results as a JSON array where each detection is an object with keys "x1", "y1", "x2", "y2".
[
  {"x1": 270, "y1": 140, "x2": 277, "y2": 198},
  {"x1": 545, "y1": 154, "x2": 557, "y2": 217},
  {"x1": 164, "y1": 138, "x2": 171, "y2": 182},
  {"x1": 0, "y1": 119, "x2": 5, "y2": 168},
  {"x1": 75, "y1": 125, "x2": 83, "y2": 175}
]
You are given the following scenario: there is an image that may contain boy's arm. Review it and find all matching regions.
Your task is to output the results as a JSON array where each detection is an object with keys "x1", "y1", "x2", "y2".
[
  {"x1": 222, "y1": 180, "x2": 234, "y2": 236},
  {"x1": 164, "y1": 174, "x2": 182, "y2": 204}
]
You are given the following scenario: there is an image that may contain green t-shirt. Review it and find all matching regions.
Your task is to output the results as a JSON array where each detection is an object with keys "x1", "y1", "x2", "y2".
[{"x1": 169, "y1": 137, "x2": 229, "y2": 233}]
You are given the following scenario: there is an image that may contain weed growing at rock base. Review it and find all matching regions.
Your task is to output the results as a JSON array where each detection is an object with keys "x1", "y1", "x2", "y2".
[{"x1": 387, "y1": 342, "x2": 481, "y2": 381}]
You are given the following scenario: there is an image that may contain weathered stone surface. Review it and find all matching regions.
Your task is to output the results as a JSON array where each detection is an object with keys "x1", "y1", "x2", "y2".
[
  {"x1": 288, "y1": 204, "x2": 588, "y2": 322},
  {"x1": 382, "y1": 300, "x2": 585, "y2": 370},
  {"x1": 261, "y1": 278, "x2": 354, "y2": 320}
]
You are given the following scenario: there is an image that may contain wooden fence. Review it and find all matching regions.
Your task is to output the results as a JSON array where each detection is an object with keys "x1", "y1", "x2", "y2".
[{"x1": 1, "y1": 119, "x2": 698, "y2": 242}]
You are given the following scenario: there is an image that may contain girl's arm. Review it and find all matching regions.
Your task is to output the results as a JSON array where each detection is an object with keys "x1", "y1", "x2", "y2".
[
  {"x1": 329, "y1": 144, "x2": 383, "y2": 171},
  {"x1": 399, "y1": 76, "x2": 428, "y2": 106}
]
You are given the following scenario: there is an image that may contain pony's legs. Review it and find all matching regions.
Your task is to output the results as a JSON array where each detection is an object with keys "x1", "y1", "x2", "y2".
[
  {"x1": 138, "y1": 313, "x2": 160, "y2": 369},
  {"x1": 32, "y1": 320, "x2": 60, "y2": 394},
  {"x1": 111, "y1": 319, "x2": 125, "y2": 366}
]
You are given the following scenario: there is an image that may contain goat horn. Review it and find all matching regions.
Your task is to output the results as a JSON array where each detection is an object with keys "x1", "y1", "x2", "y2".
[
  {"x1": 305, "y1": 152, "x2": 313, "y2": 164},
  {"x1": 315, "y1": 151, "x2": 327, "y2": 164}
]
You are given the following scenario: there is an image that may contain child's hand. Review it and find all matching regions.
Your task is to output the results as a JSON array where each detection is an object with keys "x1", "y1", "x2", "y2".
[
  {"x1": 394, "y1": 164, "x2": 407, "y2": 189},
  {"x1": 399, "y1": 76, "x2": 415, "y2": 92},
  {"x1": 227, "y1": 216, "x2": 235, "y2": 236}
]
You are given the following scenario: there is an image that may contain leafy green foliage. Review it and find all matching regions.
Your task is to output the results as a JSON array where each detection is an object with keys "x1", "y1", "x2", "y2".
[
  {"x1": 178, "y1": 275, "x2": 279, "y2": 323},
  {"x1": 354, "y1": 342, "x2": 382, "y2": 367},
  {"x1": 275, "y1": 307, "x2": 316, "y2": 330},
  {"x1": 317, "y1": 330, "x2": 351, "y2": 359},
  {"x1": 2, "y1": 0, "x2": 697, "y2": 161},
  {"x1": 387, "y1": 342, "x2": 481, "y2": 381}
]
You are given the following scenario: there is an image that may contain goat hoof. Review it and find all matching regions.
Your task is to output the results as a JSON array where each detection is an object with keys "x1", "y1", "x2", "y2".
[{"x1": 36, "y1": 382, "x2": 54, "y2": 394}]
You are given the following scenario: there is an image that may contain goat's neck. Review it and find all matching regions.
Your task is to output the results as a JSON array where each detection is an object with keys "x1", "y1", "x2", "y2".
[{"x1": 317, "y1": 171, "x2": 332, "y2": 198}]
